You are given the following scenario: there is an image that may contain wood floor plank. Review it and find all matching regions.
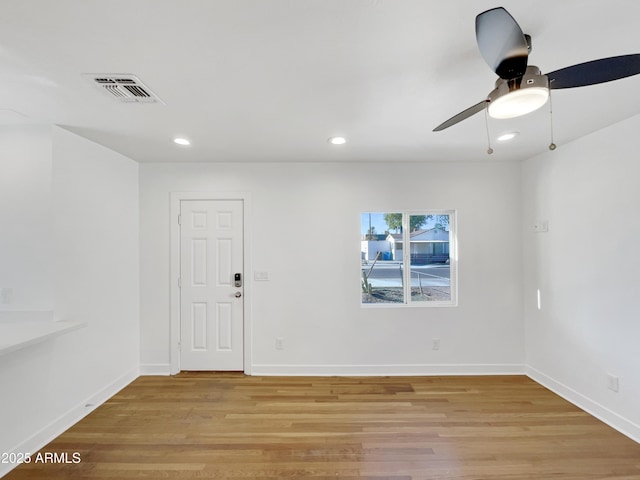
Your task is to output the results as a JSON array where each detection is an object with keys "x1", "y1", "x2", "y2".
[{"x1": 4, "y1": 373, "x2": 640, "y2": 479}]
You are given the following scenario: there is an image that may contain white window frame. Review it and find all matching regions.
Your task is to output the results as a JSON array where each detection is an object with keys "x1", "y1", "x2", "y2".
[{"x1": 361, "y1": 210, "x2": 457, "y2": 308}]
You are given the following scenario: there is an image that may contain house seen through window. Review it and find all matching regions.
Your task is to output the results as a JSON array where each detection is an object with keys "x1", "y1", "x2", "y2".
[{"x1": 361, "y1": 212, "x2": 456, "y2": 306}]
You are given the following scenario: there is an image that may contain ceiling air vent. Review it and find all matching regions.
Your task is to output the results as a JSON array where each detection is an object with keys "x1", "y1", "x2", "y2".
[{"x1": 84, "y1": 74, "x2": 164, "y2": 104}]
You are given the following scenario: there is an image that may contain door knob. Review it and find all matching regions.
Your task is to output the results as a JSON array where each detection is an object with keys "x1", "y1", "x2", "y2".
[{"x1": 235, "y1": 292, "x2": 242, "y2": 298}]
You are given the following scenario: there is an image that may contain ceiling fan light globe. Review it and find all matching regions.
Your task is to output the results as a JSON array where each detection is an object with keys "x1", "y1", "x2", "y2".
[{"x1": 488, "y1": 87, "x2": 549, "y2": 119}]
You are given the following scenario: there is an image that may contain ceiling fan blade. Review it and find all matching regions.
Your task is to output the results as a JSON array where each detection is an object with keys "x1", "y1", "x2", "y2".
[
  {"x1": 433, "y1": 100, "x2": 488, "y2": 132},
  {"x1": 476, "y1": 7, "x2": 529, "y2": 79},
  {"x1": 547, "y1": 54, "x2": 640, "y2": 89}
]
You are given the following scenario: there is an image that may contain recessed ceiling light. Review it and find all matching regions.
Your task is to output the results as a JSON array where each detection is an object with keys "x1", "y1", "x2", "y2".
[
  {"x1": 497, "y1": 132, "x2": 519, "y2": 142},
  {"x1": 328, "y1": 136, "x2": 346, "y2": 145},
  {"x1": 173, "y1": 137, "x2": 191, "y2": 146}
]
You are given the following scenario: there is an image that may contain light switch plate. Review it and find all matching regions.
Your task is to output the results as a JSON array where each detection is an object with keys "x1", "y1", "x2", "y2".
[{"x1": 254, "y1": 271, "x2": 269, "y2": 281}]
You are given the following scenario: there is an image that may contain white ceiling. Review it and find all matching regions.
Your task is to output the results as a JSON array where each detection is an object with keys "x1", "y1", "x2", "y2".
[{"x1": 1, "y1": 0, "x2": 639, "y2": 163}]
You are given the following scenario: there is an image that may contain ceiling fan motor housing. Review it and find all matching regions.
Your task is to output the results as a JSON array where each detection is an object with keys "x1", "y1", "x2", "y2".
[{"x1": 488, "y1": 66, "x2": 550, "y2": 119}]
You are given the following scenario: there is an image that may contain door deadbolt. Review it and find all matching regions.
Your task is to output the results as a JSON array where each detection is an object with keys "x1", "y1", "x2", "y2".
[{"x1": 235, "y1": 292, "x2": 242, "y2": 298}]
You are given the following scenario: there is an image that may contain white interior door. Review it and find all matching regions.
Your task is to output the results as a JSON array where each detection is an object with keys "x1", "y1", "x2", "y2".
[{"x1": 180, "y1": 199, "x2": 244, "y2": 370}]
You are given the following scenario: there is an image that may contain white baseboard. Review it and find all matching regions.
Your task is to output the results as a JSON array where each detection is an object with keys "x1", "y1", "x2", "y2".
[
  {"x1": 250, "y1": 363, "x2": 526, "y2": 376},
  {"x1": 0, "y1": 366, "x2": 139, "y2": 478},
  {"x1": 139, "y1": 363, "x2": 171, "y2": 376},
  {"x1": 526, "y1": 366, "x2": 640, "y2": 444}
]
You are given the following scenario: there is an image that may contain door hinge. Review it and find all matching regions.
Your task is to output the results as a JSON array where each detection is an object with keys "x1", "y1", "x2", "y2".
[
  {"x1": 178, "y1": 341, "x2": 181, "y2": 351},
  {"x1": 178, "y1": 214, "x2": 181, "y2": 226},
  {"x1": 178, "y1": 277, "x2": 182, "y2": 288}
]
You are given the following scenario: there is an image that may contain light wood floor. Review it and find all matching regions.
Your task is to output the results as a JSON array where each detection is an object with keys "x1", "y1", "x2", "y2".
[{"x1": 6, "y1": 373, "x2": 640, "y2": 479}]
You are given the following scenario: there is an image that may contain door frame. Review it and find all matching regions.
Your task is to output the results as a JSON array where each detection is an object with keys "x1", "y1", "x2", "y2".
[{"x1": 170, "y1": 192, "x2": 253, "y2": 375}]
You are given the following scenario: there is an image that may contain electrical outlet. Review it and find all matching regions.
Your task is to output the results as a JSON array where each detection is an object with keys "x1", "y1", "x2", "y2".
[
  {"x1": 275, "y1": 337, "x2": 284, "y2": 350},
  {"x1": 607, "y1": 374, "x2": 619, "y2": 393},
  {"x1": 0, "y1": 287, "x2": 12, "y2": 305},
  {"x1": 432, "y1": 338, "x2": 440, "y2": 351}
]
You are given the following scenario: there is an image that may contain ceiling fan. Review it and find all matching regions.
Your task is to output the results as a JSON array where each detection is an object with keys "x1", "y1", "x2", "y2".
[{"x1": 433, "y1": 7, "x2": 640, "y2": 132}]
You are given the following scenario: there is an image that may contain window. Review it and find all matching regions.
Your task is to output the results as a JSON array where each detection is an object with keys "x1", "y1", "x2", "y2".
[{"x1": 361, "y1": 211, "x2": 456, "y2": 306}]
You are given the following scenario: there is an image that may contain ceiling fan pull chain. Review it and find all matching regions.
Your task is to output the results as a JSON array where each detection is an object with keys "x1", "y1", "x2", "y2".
[
  {"x1": 484, "y1": 107, "x2": 494, "y2": 155},
  {"x1": 548, "y1": 90, "x2": 557, "y2": 151}
]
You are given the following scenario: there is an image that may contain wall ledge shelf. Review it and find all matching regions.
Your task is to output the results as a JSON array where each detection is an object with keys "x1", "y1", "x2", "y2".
[{"x1": 0, "y1": 312, "x2": 86, "y2": 356}]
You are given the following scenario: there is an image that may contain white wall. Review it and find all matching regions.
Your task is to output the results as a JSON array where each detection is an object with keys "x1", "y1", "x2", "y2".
[
  {"x1": 522, "y1": 114, "x2": 640, "y2": 441},
  {"x1": 3, "y1": 112, "x2": 638, "y2": 467},
  {"x1": 0, "y1": 126, "x2": 140, "y2": 475},
  {"x1": 140, "y1": 161, "x2": 524, "y2": 375},
  {"x1": 0, "y1": 126, "x2": 53, "y2": 311}
]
